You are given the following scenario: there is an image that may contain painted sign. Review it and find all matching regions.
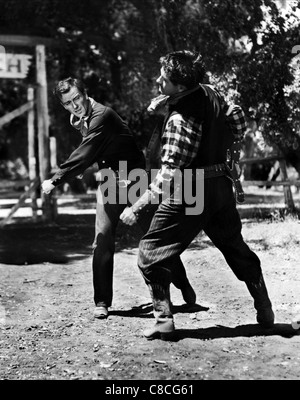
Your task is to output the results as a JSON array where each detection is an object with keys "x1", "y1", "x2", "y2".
[{"x1": 0, "y1": 48, "x2": 32, "y2": 79}]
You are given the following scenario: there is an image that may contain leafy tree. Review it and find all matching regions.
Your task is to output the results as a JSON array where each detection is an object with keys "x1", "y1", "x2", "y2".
[{"x1": 0, "y1": 0, "x2": 300, "y2": 178}]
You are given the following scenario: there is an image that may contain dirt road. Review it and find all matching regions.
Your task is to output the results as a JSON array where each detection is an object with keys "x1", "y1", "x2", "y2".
[{"x1": 0, "y1": 213, "x2": 300, "y2": 381}]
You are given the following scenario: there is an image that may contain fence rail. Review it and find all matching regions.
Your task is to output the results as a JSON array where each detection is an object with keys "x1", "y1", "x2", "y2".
[
  {"x1": 242, "y1": 180, "x2": 300, "y2": 187},
  {"x1": 0, "y1": 155, "x2": 299, "y2": 226},
  {"x1": 240, "y1": 155, "x2": 298, "y2": 211}
]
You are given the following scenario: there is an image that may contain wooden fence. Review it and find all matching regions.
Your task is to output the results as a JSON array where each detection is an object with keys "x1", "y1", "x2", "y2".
[
  {"x1": 1, "y1": 155, "x2": 299, "y2": 226},
  {"x1": 240, "y1": 155, "x2": 300, "y2": 211}
]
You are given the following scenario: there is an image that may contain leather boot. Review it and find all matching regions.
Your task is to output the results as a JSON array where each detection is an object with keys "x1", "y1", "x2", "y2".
[
  {"x1": 246, "y1": 274, "x2": 275, "y2": 328},
  {"x1": 143, "y1": 283, "x2": 175, "y2": 340}
]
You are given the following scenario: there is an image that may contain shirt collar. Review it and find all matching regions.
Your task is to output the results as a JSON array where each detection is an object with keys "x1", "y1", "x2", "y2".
[{"x1": 70, "y1": 97, "x2": 95, "y2": 136}]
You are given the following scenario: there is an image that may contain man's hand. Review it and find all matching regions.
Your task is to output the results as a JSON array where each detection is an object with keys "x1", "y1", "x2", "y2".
[
  {"x1": 120, "y1": 207, "x2": 137, "y2": 226},
  {"x1": 41, "y1": 179, "x2": 55, "y2": 194}
]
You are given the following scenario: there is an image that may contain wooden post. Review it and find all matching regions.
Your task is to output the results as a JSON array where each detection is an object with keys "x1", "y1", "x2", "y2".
[
  {"x1": 279, "y1": 159, "x2": 295, "y2": 211},
  {"x1": 27, "y1": 86, "x2": 38, "y2": 220},
  {"x1": 50, "y1": 136, "x2": 58, "y2": 170},
  {"x1": 36, "y1": 44, "x2": 55, "y2": 221}
]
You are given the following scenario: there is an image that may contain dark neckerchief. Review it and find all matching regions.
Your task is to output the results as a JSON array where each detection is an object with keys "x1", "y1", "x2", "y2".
[
  {"x1": 70, "y1": 97, "x2": 95, "y2": 137},
  {"x1": 147, "y1": 85, "x2": 201, "y2": 115}
]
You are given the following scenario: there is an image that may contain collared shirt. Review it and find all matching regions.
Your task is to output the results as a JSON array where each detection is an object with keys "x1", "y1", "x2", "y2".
[
  {"x1": 149, "y1": 113, "x2": 202, "y2": 194},
  {"x1": 132, "y1": 88, "x2": 247, "y2": 215},
  {"x1": 221, "y1": 104, "x2": 248, "y2": 142},
  {"x1": 51, "y1": 98, "x2": 144, "y2": 186},
  {"x1": 69, "y1": 97, "x2": 95, "y2": 137}
]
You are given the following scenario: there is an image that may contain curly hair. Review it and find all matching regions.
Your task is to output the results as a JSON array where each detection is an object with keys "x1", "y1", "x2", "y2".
[
  {"x1": 159, "y1": 50, "x2": 206, "y2": 89},
  {"x1": 53, "y1": 77, "x2": 86, "y2": 101}
]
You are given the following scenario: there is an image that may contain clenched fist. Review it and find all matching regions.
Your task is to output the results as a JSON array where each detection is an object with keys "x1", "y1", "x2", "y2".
[
  {"x1": 120, "y1": 207, "x2": 137, "y2": 226},
  {"x1": 42, "y1": 179, "x2": 55, "y2": 194}
]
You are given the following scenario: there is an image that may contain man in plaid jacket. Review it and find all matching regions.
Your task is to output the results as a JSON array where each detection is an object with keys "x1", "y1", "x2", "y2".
[{"x1": 121, "y1": 50, "x2": 274, "y2": 340}]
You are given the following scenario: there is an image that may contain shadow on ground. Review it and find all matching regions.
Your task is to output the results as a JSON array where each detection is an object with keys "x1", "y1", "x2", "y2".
[
  {"x1": 103, "y1": 302, "x2": 300, "y2": 342},
  {"x1": 0, "y1": 215, "x2": 94, "y2": 265},
  {"x1": 170, "y1": 323, "x2": 299, "y2": 342},
  {"x1": 0, "y1": 212, "x2": 230, "y2": 266},
  {"x1": 133, "y1": 322, "x2": 299, "y2": 342},
  {"x1": 109, "y1": 302, "x2": 209, "y2": 318},
  {"x1": 0, "y1": 214, "x2": 146, "y2": 265}
]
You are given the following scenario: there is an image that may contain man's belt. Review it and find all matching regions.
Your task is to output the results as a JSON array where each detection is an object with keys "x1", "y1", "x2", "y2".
[
  {"x1": 203, "y1": 163, "x2": 227, "y2": 179},
  {"x1": 200, "y1": 163, "x2": 245, "y2": 204}
]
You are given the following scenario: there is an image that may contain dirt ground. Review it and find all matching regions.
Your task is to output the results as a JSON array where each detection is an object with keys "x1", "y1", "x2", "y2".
[{"x1": 1, "y1": 198, "x2": 300, "y2": 382}]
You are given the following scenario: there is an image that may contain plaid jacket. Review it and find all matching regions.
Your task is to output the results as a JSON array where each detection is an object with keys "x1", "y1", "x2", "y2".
[{"x1": 132, "y1": 87, "x2": 247, "y2": 215}]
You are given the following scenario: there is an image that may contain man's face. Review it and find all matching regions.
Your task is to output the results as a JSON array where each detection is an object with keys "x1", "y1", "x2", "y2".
[
  {"x1": 156, "y1": 67, "x2": 181, "y2": 96},
  {"x1": 61, "y1": 86, "x2": 89, "y2": 118}
]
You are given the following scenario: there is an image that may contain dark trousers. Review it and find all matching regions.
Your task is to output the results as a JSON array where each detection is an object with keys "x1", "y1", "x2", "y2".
[
  {"x1": 92, "y1": 183, "x2": 126, "y2": 307},
  {"x1": 92, "y1": 182, "x2": 193, "y2": 307},
  {"x1": 137, "y1": 204, "x2": 192, "y2": 290},
  {"x1": 138, "y1": 176, "x2": 262, "y2": 286}
]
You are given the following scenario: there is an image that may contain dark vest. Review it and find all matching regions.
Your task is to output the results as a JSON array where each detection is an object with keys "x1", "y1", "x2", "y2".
[{"x1": 167, "y1": 86, "x2": 233, "y2": 168}]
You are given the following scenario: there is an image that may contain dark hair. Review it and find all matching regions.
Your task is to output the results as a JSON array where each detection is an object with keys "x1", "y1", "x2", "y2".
[
  {"x1": 159, "y1": 50, "x2": 206, "y2": 89},
  {"x1": 53, "y1": 77, "x2": 86, "y2": 101}
]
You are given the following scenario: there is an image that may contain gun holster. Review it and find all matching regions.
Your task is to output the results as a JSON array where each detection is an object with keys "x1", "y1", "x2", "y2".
[{"x1": 225, "y1": 161, "x2": 245, "y2": 204}]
